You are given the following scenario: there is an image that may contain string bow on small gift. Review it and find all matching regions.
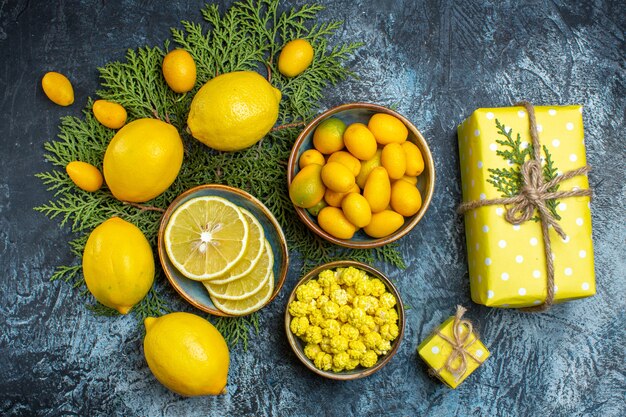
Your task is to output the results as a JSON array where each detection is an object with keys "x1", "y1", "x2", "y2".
[
  {"x1": 434, "y1": 305, "x2": 484, "y2": 380},
  {"x1": 457, "y1": 101, "x2": 592, "y2": 311}
]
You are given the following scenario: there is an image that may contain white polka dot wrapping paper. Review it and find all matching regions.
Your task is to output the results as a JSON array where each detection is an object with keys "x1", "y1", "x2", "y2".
[
  {"x1": 457, "y1": 105, "x2": 595, "y2": 308},
  {"x1": 417, "y1": 314, "x2": 490, "y2": 388}
]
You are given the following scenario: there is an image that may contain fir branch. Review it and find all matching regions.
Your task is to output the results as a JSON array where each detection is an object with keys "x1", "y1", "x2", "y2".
[
  {"x1": 211, "y1": 313, "x2": 260, "y2": 350},
  {"x1": 34, "y1": 0, "x2": 398, "y2": 349},
  {"x1": 487, "y1": 120, "x2": 563, "y2": 222}
]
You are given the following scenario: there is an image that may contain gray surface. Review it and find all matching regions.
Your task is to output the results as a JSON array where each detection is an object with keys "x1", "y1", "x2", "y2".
[{"x1": 1, "y1": 0, "x2": 625, "y2": 416}]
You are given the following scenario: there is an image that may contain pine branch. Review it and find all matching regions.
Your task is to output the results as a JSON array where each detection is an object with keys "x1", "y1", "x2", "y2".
[{"x1": 33, "y1": 0, "x2": 398, "y2": 349}]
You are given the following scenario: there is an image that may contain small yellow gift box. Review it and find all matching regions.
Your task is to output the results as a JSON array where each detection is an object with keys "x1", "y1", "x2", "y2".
[
  {"x1": 457, "y1": 104, "x2": 595, "y2": 308},
  {"x1": 417, "y1": 306, "x2": 489, "y2": 389}
]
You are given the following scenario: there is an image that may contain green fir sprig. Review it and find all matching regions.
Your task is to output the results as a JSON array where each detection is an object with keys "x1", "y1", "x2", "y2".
[
  {"x1": 34, "y1": 0, "x2": 401, "y2": 349},
  {"x1": 487, "y1": 119, "x2": 561, "y2": 221}
]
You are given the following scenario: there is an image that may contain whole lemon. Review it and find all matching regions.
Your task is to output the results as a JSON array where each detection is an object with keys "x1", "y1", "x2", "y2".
[
  {"x1": 82, "y1": 217, "x2": 154, "y2": 314},
  {"x1": 363, "y1": 166, "x2": 391, "y2": 213},
  {"x1": 278, "y1": 39, "x2": 314, "y2": 78},
  {"x1": 364, "y1": 210, "x2": 405, "y2": 238},
  {"x1": 41, "y1": 71, "x2": 74, "y2": 106},
  {"x1": 187, "y1": 71, "x2": 281, "y2": 151},
  {"x1": 143, "y1": 312, "x2": 230, "y2": 397},
  {"x1": 103, "y1": 118, "x2": 183, "y2": 203},
  {"x1": 162, "y1": 49, "x2": 197, "y2": 93}
]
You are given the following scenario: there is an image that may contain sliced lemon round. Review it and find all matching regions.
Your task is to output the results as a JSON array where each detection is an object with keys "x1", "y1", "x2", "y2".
[
  {"x1": 211, "y1": 271, "x2": 275, "y2": 316},
  {"x1": 209, "y1": 208, "x2": 265, "y2": 284},
  {"x1": 164, "y1": 196, "x2": 249, "y2": 280},
  {"x1": 204, "y1": 239, "x2": 273, "y2": 300}
]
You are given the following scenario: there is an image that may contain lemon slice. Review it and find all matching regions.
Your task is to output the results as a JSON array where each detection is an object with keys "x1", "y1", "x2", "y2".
[
  {"x1": 204, "y1": 239, "x2": 273, "y2": 300},
  {"x1": 209, "y1": 208, "x2": 265, "y2": 284},
  {"x1": 164, "y1": 196, "x2": 249, "y2": 280},
  {"x1": 211, "y1": 271, "x2": 275, "y2": 316}
]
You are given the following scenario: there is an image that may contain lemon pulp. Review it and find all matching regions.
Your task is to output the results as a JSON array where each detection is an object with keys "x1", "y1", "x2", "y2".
[
  {"x1": 204, "y1": 239, "x2": 273, "y2": 300},
  {"x1": 164, "y1": 196, "x2": 249, "y2": 280}
]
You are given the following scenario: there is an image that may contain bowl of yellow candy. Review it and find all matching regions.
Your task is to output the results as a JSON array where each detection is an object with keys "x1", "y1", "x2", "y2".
[
  {"x1": 287, "y1": 102, "x2": 435, "y2": 248},
  {"x1": 285, "y1": 260, "x2": 405, "y2": 380}
]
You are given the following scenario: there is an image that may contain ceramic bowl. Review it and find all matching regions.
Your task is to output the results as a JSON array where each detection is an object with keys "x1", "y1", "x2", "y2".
[
  {"x1": 285, "y1": 260, "x2": 405, "y2": 380},
  {"x1": 157, "y1": 184, "x2": 289, "y2": 316},
  {"x1": 287, "y1": 102, "x2": 435, "y2": 248}
]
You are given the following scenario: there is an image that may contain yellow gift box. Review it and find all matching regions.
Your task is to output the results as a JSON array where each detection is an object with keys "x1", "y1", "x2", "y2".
[
  {"x1": 417, "y1": 307, "x2": 490, "y2": 389},
  {"x1": 457, "y1": 105, "x2": 595, "y2": 308}
]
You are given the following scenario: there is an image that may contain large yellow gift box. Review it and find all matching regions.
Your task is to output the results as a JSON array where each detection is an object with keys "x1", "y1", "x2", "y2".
[
  {"x1": 457, "y1": 105, "x2": 595, "y2": 308},
  {"x1": 417, "y1": 306, "x2": 490, "y2": 389}
]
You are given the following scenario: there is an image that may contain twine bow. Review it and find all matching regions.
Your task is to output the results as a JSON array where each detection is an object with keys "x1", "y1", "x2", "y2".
[
  {"x1": 457, "y1": 101, "x2": 592, "y2": 311},
  {"x1": 434, "y1": 306, "x2": 483, "y2": 379}
]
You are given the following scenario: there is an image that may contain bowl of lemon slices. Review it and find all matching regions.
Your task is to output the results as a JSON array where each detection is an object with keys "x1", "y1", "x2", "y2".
[{"x1": 157, "y1": 184, "x2": 289, "y2": 316}]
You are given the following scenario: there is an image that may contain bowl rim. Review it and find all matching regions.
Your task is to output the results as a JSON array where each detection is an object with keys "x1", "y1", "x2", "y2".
[
  {"x1": 157, "y1": 184, "x2": 289, "y2": 317},
  {"x1": 287, "y1": 102, "x2": 436, "y2": 249},
  {"x1": 284, "y1": 260, "x2": 405, "y2": 380}
]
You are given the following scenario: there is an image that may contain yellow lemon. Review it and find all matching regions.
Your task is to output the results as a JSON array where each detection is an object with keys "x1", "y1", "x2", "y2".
[
  {"x1": 402, "y1": 141, "x2": 425, "y2": 176},
  {"x1": 323, "y1": 183, "x2": 358, "y2": 207},
  {"x1": 356, "y1": 149, "x2": 382, "y2": 189},
  {"x1": 143, "y1": 312, "x2": 229, "y2": 396},
  {"x1": 289, "y1": 164, "x2": 326, "y2": 209},
  {"x1": 164, "y1": 196, "x2": 249, "y2": 280},
  {"x1": 381, "y1": 143, "x2": 406, "y2": 180},
  {"x1": 318, "y1": 206, "x2": 356, "y2": 240},
  {"x1": 187, "y1": 71, "x2": 281, "y2": 151},
  {"x1": 363, "y1": 167, "x2": 391, "y2": 213},
  {"x1": 364, "y1": 210, "x2": 405, "y2": 238},
  {"x1": 278, "y1": 39, "x2": 314, "y2": 78},
  {"x1": 162, "y1": 49, "x2": 197, "y2": 93},
  {"x1": 41, "y1": 71, "x2": 74, "y2": 106},
  {"x1": 103, "y1": 118, "x2": 183, "y2": 202},
  {"x1": 367, "y1": 113, "x2": 408, "y2": 145},
  {"x1": 327, "y1": 151, "x2": 361, "y2": 176},
  {"x1": 299, "y1": 149, "x2": 325, "y2": 169},
  {"x1": 92, "y1": 100, "x2": 127, "y2": 129},
  {"x1": 321, "y1": 161, "x2": 355, "y2": 193},
  {"x1": 341, "y1": 193, "x2": 372, "y2": 228},
  {"x1": 343, "y1": 123, "x2": 378, "y2": 160},
  {"x1": 390, "y1": 180, "x2": 422, "y2": 217},
  {"x1": 66, "y1": 161, "x2": 103, "y2": 192},
  {"x1": 313, "y1": 118, "x2": 346, "y2": 154},
  {"x1": 82, "y1": 217, "x2": 154, "y2": 314}
]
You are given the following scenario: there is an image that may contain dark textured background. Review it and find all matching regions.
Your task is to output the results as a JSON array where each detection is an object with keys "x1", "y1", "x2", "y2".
[{"x1": 1, "y1": 1, "x2": 624, "y2": 416}]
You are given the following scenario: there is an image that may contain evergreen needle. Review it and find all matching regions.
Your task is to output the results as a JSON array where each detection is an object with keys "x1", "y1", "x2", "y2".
[{"x1": 34, "y1": 0, "x2": 403, "y2": 349}]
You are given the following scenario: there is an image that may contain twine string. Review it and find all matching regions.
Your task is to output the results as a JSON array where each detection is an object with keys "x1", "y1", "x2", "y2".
[
  {"x1": 434, "y1": 306, "x2": 484, "y2": 379},
  {"x1": 457, "y1": 101, "x2": 592, "y2": 311}
]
